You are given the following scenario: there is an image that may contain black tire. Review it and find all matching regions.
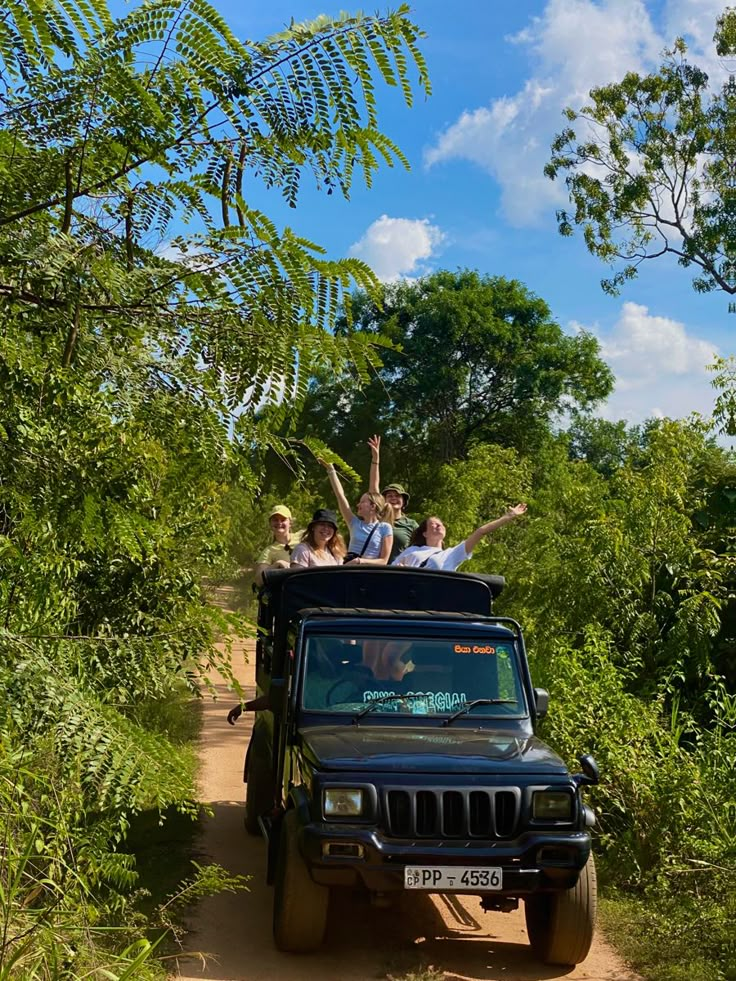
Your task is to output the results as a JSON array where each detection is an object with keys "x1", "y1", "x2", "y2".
[
  {"x1": 244, "y1": 748, "x2": 273, "y2": 836},
  {"x1": 272, "y1": 810, "x2": 329, "y2": 952},
  {"x1": 525, "y1": 855, "x2": 597, "y2": 966}
]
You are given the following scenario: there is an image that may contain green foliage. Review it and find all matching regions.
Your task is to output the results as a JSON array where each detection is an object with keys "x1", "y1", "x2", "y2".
[
  {"x1": 710, "y1": 355, "x2": 736, "y2": 438},
  {"x1": 0, "y1": 0, "x2": 431, "y2": 440},
  {"x1": 715, "y1": 6, "x2": 736, "y2": 57},
  {"x1": 496, "y1": 420, "x2": 733, "y2": 978},
  {"x1": 565, "y1": 412, "x2": 645, "y2": 476},
  {"x1": 286, "y1": 269, "x2": 613, "y2": 466},
  {"x1": 0, "y1": 0, "x2": 430, "y2": 973},
  {"x1": 532, "y1": 630, "x2": 697, "y2": 879},
  {"x1": 0, "y1": 739, "x2": 248, "y2": 978},
  {"x1": 416, "y1": 443, "x2": 532, "y2": 569},
  {"x1": 506, "y1": 421, "x2": 728, "y2": 714},
  {"x1": 535, "y1": 633, "x2": 734, "y2": 978},
  {"x1": 547, "y1": 25, "x2": 736, "y2": 296}
]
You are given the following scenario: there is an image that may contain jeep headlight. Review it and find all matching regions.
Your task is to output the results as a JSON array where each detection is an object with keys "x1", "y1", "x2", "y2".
[
  {"x1": 533, "y1": 791, "x2": 573, "y2": 820},
  {"x1": 323, "y1": 788, "x2": 363, "y2": 818}
]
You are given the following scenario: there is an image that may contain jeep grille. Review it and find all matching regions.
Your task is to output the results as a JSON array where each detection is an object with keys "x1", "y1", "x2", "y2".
[{"x1": 384, "y1": 788, "x2": 520, "y2": 839}]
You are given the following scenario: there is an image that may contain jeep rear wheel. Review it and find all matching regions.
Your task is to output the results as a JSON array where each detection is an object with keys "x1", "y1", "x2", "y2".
[
  {"x1": 244, "y1": 749, "x2": 272, "y2": 836},
  {"x1": 272, "y1": 810, "x2": 329, "y2": 952},
  {"x1": 525, "y1": 855, "x2": 597, "y2": 966}
]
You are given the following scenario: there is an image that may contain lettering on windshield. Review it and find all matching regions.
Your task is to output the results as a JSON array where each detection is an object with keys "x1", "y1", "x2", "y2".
[
  {"x1": 363, "y1": 690, "x2": 468, "y2": 711},
  {"x1": 454, "y1": 644, "x2": 496, "y2": 655}
]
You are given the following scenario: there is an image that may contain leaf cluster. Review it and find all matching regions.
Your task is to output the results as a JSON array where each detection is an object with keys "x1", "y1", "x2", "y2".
[
  {"x1": 284, "y1": 269, "x2": 614, "y2": 468},
  {"x1": 546, "y1": 35, "x2": 736, "y2": 295},
  {"x1": 0, "y1": 0, "x2": 432, "y2": 972}
]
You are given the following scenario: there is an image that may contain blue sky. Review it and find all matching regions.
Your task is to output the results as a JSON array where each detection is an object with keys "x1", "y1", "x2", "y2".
[{"x1": 213, "y1": 0, "x2": 732, "y2": 425}]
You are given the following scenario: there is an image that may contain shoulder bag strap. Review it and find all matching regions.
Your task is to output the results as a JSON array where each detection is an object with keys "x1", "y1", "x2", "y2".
[
  {"x1": 359, "y1": 522, "x2": 380, "y2": 557},
  {"x1": 419, "y1": 547, "x2": 441, "y2": 568}
]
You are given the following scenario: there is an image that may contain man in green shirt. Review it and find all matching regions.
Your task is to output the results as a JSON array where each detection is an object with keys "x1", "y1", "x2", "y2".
[{"x1": 367, "y1": 435, "x2": 418, "y2": 562}]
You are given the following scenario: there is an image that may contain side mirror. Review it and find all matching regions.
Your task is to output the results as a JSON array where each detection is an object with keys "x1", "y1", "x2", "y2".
[
  {"x1": 573, "y1": 753, "x2": 600, "y2": 786},
  {"x1": 533, "y1": 688, "x2": 549, "y2": 719}
]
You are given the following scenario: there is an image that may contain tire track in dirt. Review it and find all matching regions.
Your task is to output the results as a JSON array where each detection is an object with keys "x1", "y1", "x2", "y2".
[{"x1": 175, "y1": 614, "x2": 640, "y2": 981}]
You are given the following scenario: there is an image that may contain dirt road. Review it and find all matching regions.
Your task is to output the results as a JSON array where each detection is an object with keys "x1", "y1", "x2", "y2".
[{"x1": 175, "y1": 626, "x2": 639, "y2": 981}]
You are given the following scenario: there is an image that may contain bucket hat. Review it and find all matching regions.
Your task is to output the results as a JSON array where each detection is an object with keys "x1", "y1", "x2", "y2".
[
  {"x1": 309, "y1": 508, "x2": 338, "y2": 530},
  {"x1": 382, "y1": 483, "x2": 410, "y2": 506}
]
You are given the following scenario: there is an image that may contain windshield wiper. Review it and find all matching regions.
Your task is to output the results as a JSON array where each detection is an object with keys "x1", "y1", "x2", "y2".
[
  {"x1": 352, "y1": 694, "x2": 430, "y2": 724},
  {"x1": 442, "y1": 698, "x2": 516, "y2": 726}
]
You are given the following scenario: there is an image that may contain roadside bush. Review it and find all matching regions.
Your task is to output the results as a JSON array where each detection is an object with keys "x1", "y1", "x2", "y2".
[{"x1": 532, "y1": 630, "x2": 734, "y2": 976}]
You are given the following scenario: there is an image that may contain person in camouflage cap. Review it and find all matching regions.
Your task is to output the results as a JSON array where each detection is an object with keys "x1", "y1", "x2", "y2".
[{"x1": 367, "y1": 435, "x2": 418, "y2": 561}]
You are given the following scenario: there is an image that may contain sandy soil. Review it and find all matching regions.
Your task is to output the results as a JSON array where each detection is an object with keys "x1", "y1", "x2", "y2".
[{"x1": 174, "y1": 617, "x2": 640, "y2": 981}]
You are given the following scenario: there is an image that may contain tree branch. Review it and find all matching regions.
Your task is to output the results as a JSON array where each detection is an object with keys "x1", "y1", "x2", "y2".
[
  {"x1": 220, "y1": 156, "x2": 231, "y2": 228},
  {"x1": 235, "y1": 142, "x2": 246, "y2": 228},
  {"x1": 61, "y1": 302, "x2": 81, "y2": 367},
  {"x1": 61, "y1": 154, "x2": 73, "y2": 234},
  {"x1": 124, "y1": 192, "x2": 134, "y2": 270}
]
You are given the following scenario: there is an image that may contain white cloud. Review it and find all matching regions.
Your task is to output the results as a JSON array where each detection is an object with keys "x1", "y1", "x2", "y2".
[
  {"x1": 425, "y1": 0, "x2": 726, "y2": 227},
  {"x1": 154, "y1": 239, "x2": 210, "y2": 270},
  {"x1": 579, "y1": 302, "x2": 720, "y2": 423},
  {"x1": 348, "y1": 215, "x2": 444, "y2": 281},
  {"x1": 663, "y1": 0, "x2": 727, "y2": 62}
]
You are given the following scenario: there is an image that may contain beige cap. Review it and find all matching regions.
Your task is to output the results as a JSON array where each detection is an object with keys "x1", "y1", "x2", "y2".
[{"x1": 269, "y1": 504, "x2": 292, "y2": 520}]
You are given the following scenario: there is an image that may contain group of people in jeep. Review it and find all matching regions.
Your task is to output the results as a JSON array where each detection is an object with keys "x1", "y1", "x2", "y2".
[{"x1": 254, "y1": 435, "x2": 527, "y2": 586}]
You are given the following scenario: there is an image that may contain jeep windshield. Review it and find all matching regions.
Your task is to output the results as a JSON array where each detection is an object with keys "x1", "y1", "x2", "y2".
[{"x1": 300, "y1": 633, "x2": 525, "y2": 718}]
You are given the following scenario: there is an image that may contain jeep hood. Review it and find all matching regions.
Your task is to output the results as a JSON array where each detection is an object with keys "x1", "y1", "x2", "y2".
[{"x1": 299, "y1": 725, "x2": 568, "y2": 776}]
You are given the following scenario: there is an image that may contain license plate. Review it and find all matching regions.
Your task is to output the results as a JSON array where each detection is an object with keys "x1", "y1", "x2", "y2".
[{"x1": 404, "y1": 866, "x2": 503, "y2": 890}]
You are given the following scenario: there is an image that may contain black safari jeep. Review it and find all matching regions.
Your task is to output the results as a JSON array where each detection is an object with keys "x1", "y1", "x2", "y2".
[{"x1": 242, "y1": 566, "x2": 599, "y2": 965}]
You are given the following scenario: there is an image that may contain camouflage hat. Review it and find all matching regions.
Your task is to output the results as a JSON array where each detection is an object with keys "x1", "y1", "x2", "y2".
[{"x1": 382, "y1": 483, "x2": 410, "y2": 505}]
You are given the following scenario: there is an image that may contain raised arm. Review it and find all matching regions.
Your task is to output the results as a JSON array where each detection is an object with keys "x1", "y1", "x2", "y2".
[
  {"x1": 368, "y1": 434, "x2": 381, "y2": 496},
  {"x1": 320, "y1": 460, "x2": 354, "y2": 526},
  {"x1": 463, "y1": 503, "x2": 528, "y2": 555}
]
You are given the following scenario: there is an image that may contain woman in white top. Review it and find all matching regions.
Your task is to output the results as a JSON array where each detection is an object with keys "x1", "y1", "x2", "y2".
[
  {"x1": 320, "y1": 460, "x2": 393, "y2": 565},
  {"x1": 392, "y1": 505, "x2": 527, "y2": 571},
  {"x1": 290, "y1": 509, "x2": 346, "y2": 567}
]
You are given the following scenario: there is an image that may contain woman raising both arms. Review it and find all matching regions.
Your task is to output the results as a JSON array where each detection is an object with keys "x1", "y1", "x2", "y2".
[
  {"x1": 392, "y1": 505, "x2": 527, "y2": 571},
  {"x1": 319, "y1": 459, "x2": 394, "y2": 565}
]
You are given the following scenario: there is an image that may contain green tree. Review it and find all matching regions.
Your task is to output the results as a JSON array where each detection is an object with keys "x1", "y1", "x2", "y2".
[
  {"x1": 291, "y1": 269, "x2": 613, "y2": 466},
  {"x1": 0, "y1": 0, "x2": 430, "y2": 969},
  {"x1": 509, "y1": 421, "x2": 726, "y2": 715},
  {"x1": 0, "y1": 1, "x2": 429, "y2": 410},
  {"x1": 545, "y1": 10, "x2": 736, "y2": 296},
  {"x1": 565, "y1": 413, "x2": 644, "y2": 476}
]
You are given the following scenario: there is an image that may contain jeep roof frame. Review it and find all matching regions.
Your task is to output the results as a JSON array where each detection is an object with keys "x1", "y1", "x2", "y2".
[{"x1": 258, "y1": 567, "x2": 506, "y2": 675}]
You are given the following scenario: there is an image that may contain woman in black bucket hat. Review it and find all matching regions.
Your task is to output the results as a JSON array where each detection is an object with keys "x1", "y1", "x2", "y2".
[{"x1": 290, "y1": 508, "x2": 347, "y2": 567}]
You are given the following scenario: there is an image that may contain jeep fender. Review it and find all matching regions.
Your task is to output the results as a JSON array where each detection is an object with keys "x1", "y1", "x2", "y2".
[{"x1": 267, "y1": 784, "x2": 311, "y2": 885}]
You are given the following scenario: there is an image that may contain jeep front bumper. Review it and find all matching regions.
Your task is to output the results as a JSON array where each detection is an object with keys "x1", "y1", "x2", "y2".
[{"x1": 300, "y1": 822, "x2": 591, "y2": 894}]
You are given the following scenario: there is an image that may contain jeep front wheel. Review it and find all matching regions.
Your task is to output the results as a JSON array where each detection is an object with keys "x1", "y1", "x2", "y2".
[
  {"x1": 272, "y1": 810, "x2": 329, "y2": 952},
  {"x1": 525, "y1": 855, "x2": 597, "y2": 966}
]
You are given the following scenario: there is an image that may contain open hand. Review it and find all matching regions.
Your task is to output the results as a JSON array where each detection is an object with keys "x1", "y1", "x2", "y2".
[
  {"x1": 507, "y1": 503, "x2": 528, "y2": 519},
  {"x1": 368, "y1": 434, "x2": 381, "y2": 458}
]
